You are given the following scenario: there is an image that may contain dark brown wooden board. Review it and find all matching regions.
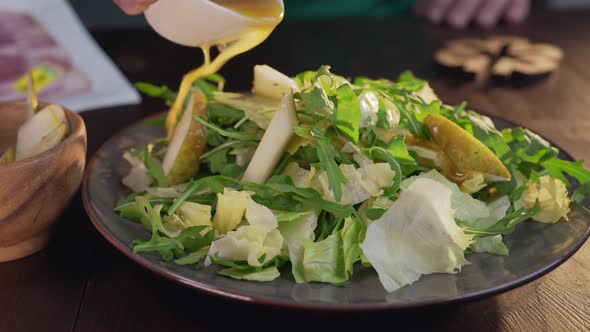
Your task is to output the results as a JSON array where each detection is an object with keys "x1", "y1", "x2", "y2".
[{"x1": 1, "y1": 9, "x2": 589, "y2": 332}]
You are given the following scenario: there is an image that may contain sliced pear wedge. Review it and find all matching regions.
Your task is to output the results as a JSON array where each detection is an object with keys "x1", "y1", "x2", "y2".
[
  {"x1": 0, "y1": 147, "x2": 15, "y2": 164},
  {"x1": 242, "y1": 91, "x2": 298, "y2": 184},
  {"x1": 162, "y1": 88, "x2": 208, "y2": 185},
  {"x1": 253, "y1": 65, "x2": 300, "y2": 100},
  {"x1": 27, "y1": 122, "x2": 68, "y2": 157},
  {"x1": 424, "y1": 113, "x2": 511, "y2": 181},
  {"x1": 16, "y1": 104, "x2": 68, "y2": 161}
]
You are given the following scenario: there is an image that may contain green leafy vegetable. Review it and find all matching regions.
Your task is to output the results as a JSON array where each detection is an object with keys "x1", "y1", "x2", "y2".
[
  {"x1": 193, "y1": 116, "x2": 260, "y2": 141},
  {"x1": 334, "y1": 84, "x2": 361, "y2": 143},
  {"x1": 313, "y1": 136, "x2": 346, "y2": 202}
]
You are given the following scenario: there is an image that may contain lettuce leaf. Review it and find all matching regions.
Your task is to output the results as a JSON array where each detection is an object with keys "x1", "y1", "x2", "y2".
[
  {"x1": 218, "y1": 265, "x2": 280, "y2": 281},
  {"x1": 334, "y1": 84, "x2": 361, "y2": 143},
  {"x1": 361, "y1": 178, "x2": 473, "y2": 292},
  {"x1": 301, "y1": 234, "x2": 347, "y2": 284}
]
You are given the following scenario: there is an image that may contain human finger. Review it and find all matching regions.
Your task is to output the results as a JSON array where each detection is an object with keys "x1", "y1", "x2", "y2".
[
  {"x1": 505, "y1": 0, "x2": 531, "y2": 24},
  {"x1": 475, "y1": 0, "x2": 510, "y2": 28},
  {"x1": 446, "y1": 0, "x2": 485, "y2": 29},
  {"x1": 422, "y1": 0, "x2": 456, "y2": 24}
]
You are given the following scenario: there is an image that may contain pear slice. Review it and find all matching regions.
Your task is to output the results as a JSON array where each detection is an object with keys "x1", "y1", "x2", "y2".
[
  {"x1": 162, "y1": 88, "x2": 208, "y2": 185},
  {"x1": 424, "y1": 113, "x2": 511, "y2": 181},
  {"x1": 16, "y1": 104, "x2": 68, "y2": 161},
  {"x1": 27, "y1": 122, "x2": 68, "y2": 158},
  {"x1": 0, "y1": 147, "x2": 15, "y2": 164},
  {"x1": 253, "y1": 65, "x2": 300, "y2": 100},
  {"x1": 242, "y1": 91, "x2": 298, "y2": 184}
]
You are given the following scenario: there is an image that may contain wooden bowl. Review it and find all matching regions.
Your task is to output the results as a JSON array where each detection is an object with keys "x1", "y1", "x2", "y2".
[{"x1": 0, "y1": 102, "x2": 87, "y2": 262}]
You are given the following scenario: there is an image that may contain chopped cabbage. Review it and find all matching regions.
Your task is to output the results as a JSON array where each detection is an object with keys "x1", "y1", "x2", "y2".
[
  {"x1": 208, "y1": 196, "x2": 285, "y2": 267},
  {"x1": 178, "y1": 202, "x2": 212, "y2": 227},
  {"x1": 122, "y1": 152, "x2": 152, "y2": 192},
  {"x1": 401, "y1": 170, "x2": 491, "y2": 222},
  {"x1": 161, "y1": 202, "x2": 212, "y2": 237},
  {"x1": 341, "y1": 142, "x2": 373, "y2": 167},
  {"x1": 361, "y1": 178, "x2": 474, "y2": 292},
  {"x1": 358, "y1": 92, "x2": 379, "y2": 128},
  {"x1": 301, "y1": 234, "x2": 347, "y2": 283},
  {"x1": 212, "y1": 188, "x2": 251, "y2": 234},
  {"x1": 318, "y1": 163, "x2": 394, "y2": 205},
  {"x1": 146, "y1": 187, "x2": 183, "y2": 198},
  {"x1": 283, "y1": 162, "x2": 317, "y2": 188},
  {"x1": 245, "y1": 198, "x2": 278, "y2": 229},
  {"x1": 284, "y1": 161, "x2": 394, "y2": 205},
  {"x1": 522, "y1": 175, "x2": 570, "y2": 224},
  {"x1": 278, "y1": 211, "x2": 319, "y2": 282},
  {"x1": 207, "y1": 225, "x2": 283, "y2": 266},
  {"x1": 415, "y1": 82, "x2": 439, "y2": 104}
]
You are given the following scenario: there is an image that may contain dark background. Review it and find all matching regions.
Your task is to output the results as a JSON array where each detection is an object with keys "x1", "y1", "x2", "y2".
[{"x1": 68, "y1": 0, "x2": 590, "y2": 29}]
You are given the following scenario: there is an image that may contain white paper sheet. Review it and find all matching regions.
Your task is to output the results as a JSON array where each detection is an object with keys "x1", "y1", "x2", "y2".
[{"x1": 0, "y1": 0, "x2": 140, "y2": 112}]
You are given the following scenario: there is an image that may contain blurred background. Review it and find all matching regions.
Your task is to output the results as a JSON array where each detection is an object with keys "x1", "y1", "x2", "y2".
[{"x1": 69, "y1": 0, "x2": 590, "y2": 29}]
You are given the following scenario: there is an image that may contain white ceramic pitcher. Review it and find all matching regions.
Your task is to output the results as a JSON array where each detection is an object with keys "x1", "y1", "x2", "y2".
[{"x1": 145, "y1": 0, "x2": 284, "y2": 47}]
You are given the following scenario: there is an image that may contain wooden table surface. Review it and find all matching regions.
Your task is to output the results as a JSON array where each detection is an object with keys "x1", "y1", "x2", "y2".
[{"x1": 1, "y1": 10, "x2": 590, "y2": 332}]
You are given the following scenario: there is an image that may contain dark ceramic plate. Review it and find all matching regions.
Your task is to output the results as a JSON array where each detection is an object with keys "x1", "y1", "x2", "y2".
[{"x1": 82, "y1": 113, "x2": 590, "y2": 310}]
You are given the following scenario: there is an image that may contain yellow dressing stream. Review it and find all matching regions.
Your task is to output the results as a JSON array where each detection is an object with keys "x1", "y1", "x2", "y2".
[{"x1": 165, "y1": 1, "x2": 284, "y2": 138}]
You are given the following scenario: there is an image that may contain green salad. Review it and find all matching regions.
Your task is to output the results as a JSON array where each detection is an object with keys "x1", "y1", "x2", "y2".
[{"x1": 116, "y1": 65, "x2": 590, "y2": 292}]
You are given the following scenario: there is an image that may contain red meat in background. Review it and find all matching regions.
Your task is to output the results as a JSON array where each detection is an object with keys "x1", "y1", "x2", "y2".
[{"x1": 0, "y1": 11, "x2": 91, "y2": 101}]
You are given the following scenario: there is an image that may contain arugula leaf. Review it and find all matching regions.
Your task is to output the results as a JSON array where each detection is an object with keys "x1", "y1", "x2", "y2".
[
  {"x1": 459, "y1": 204, "x2": 541, "y2": 237},
  {"x1": 132, "y1": 198, "x2": 181, "y2": 259},
  {"x1": 206, "y1": 102, "x2": 244, "y2": 126},
  {"x1": 364, "y1": 146, "x2": 402, "y2": 196},
  {"x1": 366, "y1": 208, "x2": 386, "y2": 220},
  {"x1": 193, "y1": 74, "x2": 225, "y2": 99},
  {"x1": 412, "y1": 99, "x2": 442, "y2": 122},
  {"x1": 334, "y1": 84, "x2": 361, "y2": 143},
  {"x1": 396, "y1": 71, "x2": 426, "y2": 92},
  {"x1": 573, "y1": 182, "x2": 590, "y2": 205},
  {"x1": 143, "y1": 145, "x2": 168, "y2": 187},
  {"x1": 542, "y1": 159, "x2": 590, "y2": 185},
  {"x1": 395, "y1": 99, "x2": 428, "y2": 138},
  {"x1": 277, "y1": 211, "x2": 310, "y2": 223},
  {"x1": 313, "y1": 136, "x2": 346, "y2": 202},
  {"x1": 193, "y1": 116, "x2": 260, "y2": 141},
  {"x1": 384, "y1": 135, "x2": 420, "y2": 176},
  {"x1": 134, "y1": 82, "x2": 177, "y2": 105},
  {"x1": 295, "y1": 87, "x2": 334, "y2": 117},
  {"x1": 314, "y1": 211, "x2": 338, "y2": 242},
  {"x1": 175, "y1": 249, "x2": 208, "y2": 265},
  {"x1": 168, "y1": 175, "x2": 354, "y2": 219},
  {"x1": 205, "y1": 147, "x2": 230, "y2": 174}
]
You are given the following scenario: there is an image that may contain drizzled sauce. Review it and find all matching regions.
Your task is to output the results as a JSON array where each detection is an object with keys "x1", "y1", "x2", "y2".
[{"x1": 165, "y1": 1, "x2": 284, "y2": 137}]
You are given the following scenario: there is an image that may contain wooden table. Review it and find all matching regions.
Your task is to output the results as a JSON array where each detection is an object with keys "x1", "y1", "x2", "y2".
[{"x1": 1, "y1": 10, "x2": 589, "y2": 332}]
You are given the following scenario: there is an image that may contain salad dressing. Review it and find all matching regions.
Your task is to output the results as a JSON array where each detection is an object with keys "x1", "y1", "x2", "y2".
[{"x1": 165, "y1": 1, "x2": 284, "y2": 137}]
